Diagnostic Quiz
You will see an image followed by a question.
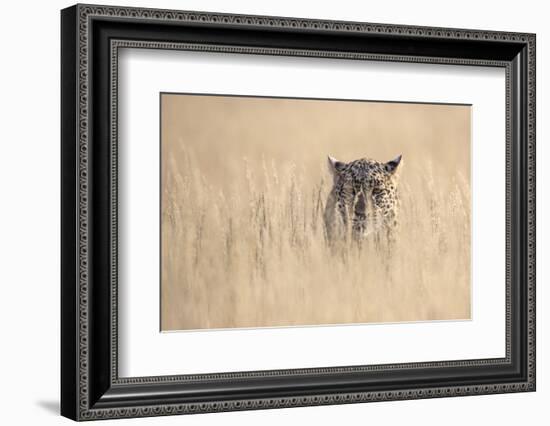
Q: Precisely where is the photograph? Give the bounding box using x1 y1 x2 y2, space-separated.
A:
58 3 536 420
160 93 472 331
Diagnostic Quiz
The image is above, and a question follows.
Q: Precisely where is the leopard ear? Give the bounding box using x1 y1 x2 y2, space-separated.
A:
385 154 402 174
327 156 345 175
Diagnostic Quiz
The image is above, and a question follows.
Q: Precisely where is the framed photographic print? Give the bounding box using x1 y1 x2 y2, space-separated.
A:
61 4 536 421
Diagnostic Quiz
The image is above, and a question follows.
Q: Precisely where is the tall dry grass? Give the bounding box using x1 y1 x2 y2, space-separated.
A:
161 150 470 331
160 95 471 331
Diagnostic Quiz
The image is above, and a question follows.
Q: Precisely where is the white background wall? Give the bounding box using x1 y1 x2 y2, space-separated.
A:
0 0 546 424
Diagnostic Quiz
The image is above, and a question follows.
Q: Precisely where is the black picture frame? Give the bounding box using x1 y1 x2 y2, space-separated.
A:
61 3 536 421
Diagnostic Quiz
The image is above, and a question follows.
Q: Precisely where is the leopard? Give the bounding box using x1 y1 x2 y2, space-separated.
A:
323 154 403 244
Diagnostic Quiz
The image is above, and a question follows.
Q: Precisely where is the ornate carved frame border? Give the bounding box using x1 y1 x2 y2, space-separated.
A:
61 3 536 421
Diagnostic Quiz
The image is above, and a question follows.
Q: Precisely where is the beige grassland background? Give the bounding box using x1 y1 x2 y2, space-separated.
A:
161 94 471 331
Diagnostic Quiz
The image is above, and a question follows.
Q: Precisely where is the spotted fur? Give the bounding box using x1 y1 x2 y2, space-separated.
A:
324 154 403 242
